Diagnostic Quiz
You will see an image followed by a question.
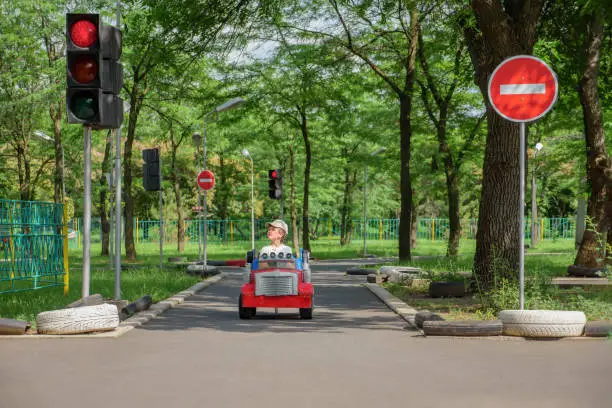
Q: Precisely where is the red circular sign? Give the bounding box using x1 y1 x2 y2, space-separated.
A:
488 55 558 122
197 170 215 190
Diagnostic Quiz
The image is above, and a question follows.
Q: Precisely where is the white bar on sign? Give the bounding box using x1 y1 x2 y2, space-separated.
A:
500 83 545 95
199 178 213 183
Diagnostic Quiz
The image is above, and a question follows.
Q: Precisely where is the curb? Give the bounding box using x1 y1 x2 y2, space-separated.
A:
362 283 608 341
0 274 225 340
362 283 421 333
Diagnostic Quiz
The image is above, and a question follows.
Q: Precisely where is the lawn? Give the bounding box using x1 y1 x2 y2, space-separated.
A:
0 237 588 326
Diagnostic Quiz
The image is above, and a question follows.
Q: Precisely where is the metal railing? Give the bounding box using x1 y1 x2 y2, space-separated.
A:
0 199 68 294
68 216 578 246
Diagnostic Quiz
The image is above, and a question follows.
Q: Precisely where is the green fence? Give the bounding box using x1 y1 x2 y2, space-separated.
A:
0 199 67 294
69 216 578 246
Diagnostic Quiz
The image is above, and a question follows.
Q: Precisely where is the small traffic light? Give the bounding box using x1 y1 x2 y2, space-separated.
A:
66 13 123 129
143 148 161 191
268 169 282 199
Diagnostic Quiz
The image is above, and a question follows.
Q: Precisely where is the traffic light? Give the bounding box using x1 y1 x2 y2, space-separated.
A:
268 169 282 199
66 13 123 129
143 148 161 191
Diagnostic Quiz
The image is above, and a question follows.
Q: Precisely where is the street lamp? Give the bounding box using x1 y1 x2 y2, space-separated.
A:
33 130 65 202
531 142 543 248
363 147 386 257
198 97 245 268
241 149 255 252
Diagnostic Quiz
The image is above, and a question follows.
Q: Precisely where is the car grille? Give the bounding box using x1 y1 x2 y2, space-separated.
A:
255 271 298 296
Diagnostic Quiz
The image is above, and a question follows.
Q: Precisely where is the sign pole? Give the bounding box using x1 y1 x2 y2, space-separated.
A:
519 122 525 310
203 120 207 270
159 152 163 273
488 55 558 312
82 126 92 298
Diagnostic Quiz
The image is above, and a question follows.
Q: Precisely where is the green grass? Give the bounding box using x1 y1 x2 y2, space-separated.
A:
0 237 581 326
383 281 612 322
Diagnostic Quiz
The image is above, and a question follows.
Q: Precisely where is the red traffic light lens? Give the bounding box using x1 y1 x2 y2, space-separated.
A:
270 170 278 179
70 20 97 48
70 56 98 84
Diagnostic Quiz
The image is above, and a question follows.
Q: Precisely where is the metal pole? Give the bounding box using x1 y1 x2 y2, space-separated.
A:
363 163 367 257
531 155 537 249
519 122 525 310
61 145 66 201
83 126 92 298
114 0 122 300
203 119 207 269
251 158 255 252
159 153 163 273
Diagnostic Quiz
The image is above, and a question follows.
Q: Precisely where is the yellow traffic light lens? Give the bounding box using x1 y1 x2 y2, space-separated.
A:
70 56 98 84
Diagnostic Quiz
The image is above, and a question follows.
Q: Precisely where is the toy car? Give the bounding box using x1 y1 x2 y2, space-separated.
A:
239 248 313 319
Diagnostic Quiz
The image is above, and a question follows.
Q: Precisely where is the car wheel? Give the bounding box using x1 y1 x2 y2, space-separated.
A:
238 295 253 319
36 304 119 335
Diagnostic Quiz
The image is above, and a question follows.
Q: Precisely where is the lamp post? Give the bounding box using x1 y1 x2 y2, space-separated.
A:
363 147 386 257
199 97 245 266
241 149 255 252
33 130 65 202
531 142 543 248
192 132 203 261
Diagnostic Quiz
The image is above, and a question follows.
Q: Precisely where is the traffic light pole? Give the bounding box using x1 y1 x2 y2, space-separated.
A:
114 1 122 300
83 126 92 297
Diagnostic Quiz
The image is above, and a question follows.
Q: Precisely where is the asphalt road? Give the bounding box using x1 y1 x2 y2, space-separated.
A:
0 261 610 408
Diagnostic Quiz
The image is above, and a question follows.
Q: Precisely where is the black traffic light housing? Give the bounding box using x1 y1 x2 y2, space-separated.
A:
268 169 282 199
66 13 123 129
143 148 161 191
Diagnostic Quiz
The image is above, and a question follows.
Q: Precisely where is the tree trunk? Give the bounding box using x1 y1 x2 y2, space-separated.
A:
399 94 414 259
99 132 111 256
124 79 147 261
300 108 311 252
340 154 351 246
170 127 185 253
410 200 417 249
446 171 461 257
49 103 63 204
463 0 545 290
289 145 300 253
574 9 609 268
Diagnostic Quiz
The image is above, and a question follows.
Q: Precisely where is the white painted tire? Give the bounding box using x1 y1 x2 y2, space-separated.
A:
36 303 120 335
498 310 586 338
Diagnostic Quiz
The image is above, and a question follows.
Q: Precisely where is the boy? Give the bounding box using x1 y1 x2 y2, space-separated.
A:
259 219 293 259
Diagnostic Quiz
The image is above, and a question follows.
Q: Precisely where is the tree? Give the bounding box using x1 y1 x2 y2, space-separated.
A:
460 0 547 289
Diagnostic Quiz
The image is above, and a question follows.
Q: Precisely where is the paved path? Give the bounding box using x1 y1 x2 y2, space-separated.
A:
0 262 610 408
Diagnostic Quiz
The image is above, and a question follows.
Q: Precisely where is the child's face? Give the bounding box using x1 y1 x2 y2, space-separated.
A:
267 226 285 241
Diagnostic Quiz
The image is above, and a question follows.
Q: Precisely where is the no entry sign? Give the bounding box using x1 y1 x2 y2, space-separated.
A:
197 170 215 191
488 55 558 122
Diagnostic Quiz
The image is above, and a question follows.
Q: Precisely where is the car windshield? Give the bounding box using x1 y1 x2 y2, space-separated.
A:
257 259 297 270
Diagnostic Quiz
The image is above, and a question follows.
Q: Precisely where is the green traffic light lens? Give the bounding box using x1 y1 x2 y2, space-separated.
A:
70 92 97 120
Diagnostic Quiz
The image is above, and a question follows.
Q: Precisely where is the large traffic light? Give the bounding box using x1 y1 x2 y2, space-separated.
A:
268 169 282 199
143 148 161 191
66 13 123 129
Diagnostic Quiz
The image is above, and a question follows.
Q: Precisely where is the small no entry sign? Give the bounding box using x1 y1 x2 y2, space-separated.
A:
488 55 558 122
197 170 215 191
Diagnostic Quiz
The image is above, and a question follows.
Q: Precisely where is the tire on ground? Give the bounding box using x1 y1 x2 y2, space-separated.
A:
428 281 465 298
567 265 604 277
346 267 377 276
422 320 503 336
414 310 444 329
583 321 612 337
498 310 587 337
36 303 120 335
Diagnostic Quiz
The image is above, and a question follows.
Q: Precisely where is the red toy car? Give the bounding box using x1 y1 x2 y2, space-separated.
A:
239 249 314 319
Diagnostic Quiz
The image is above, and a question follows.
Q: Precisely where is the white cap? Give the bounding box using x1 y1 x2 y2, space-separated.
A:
265 219 288 235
